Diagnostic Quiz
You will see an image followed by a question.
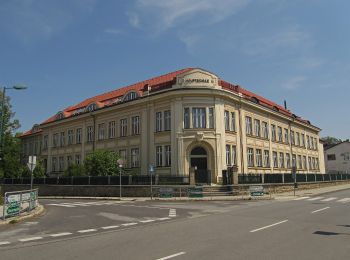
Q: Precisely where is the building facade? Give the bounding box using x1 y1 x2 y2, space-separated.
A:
324 141 350 174
21 68 325 183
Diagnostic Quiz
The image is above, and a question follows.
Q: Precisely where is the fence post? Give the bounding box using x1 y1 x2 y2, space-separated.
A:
282 174 285 183
306 173 308 183
155 174 159 185
88 176 91 185
261 174 264 184
128 175 132 185
108 175 111 185
71 176 74 185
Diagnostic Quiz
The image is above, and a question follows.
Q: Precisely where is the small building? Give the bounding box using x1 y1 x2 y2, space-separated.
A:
324 141 350 173
20 68 325 183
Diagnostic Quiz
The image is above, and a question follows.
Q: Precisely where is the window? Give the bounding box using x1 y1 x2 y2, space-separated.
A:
307 135 310 149
68 130 74 145
52 157 57 172
184 108 190 129
303 156 307 169
192 108 206 128
232 146 237 166
284 129 289 144
164 111 171 131
256 149 262 167
254 119 261 137
43 135 48 150
246 116 252 135
279 152 285 168
286 153 291 168
59 156 64 171
273 151 278 168
315 158 319 169
308 156 312 170
98 123 105 140
156 112 162 132
277 126 283 142
296 132 300 146
76 128 82 144
271 124 276 141
67 155 73 167
327 154 336 160
123 91 138 101
224 111 230 131
131 148 140 167
292 154 297 168
262 122 269 139
301 134 305 147
108 121 116 138
298 155 302 169
290 131 295 145
87 126 94 142
131 116 140 135
60 132 65 147
75 154 81 165
53 133 59 148
310 137 314 150
312 158 316 170
209 108 214 129
231 112 236 131
165 145 171 166
263 150 270 167
119 150 127 166
156 146 163 167
226 145 231 165
247 148 254 167
120 118 127 137
86 103 97 112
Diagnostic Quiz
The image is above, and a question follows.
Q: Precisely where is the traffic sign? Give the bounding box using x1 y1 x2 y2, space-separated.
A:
149 164 155 173
27 155 37 172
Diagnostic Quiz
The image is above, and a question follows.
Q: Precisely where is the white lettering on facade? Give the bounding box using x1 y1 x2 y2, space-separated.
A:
184 78 210 84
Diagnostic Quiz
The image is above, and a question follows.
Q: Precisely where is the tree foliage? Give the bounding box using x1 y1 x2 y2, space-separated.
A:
64 164 86 177
321 136 343 147
84 150 120 176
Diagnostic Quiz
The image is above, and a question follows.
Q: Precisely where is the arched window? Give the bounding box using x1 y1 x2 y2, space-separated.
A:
56 112 65 120
123 91 139 102
86 103 97 112
191 147 207 156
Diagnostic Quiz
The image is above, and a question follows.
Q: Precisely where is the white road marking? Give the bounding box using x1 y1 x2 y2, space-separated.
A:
77 229 97 233
307 197 324 201
293 196 310 201
101 225 120 230
47 203 76 208
321 197 337 202
156 252 186 260
311 207 330 214
19 237 43 242
337 198 350 203
50 232 73 237
140 219 156 223
121 223 138 226
169 209 177 217
157 217 171 221
0 241 11 246
250 220 288 233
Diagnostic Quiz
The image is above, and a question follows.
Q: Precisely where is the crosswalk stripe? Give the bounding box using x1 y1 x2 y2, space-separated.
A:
337 198 350 203
47 203 76 207
19 237 43 242
307 197 324 201
121 223 138 226
321 197 337 202
140 219 156 223
293 196 310 201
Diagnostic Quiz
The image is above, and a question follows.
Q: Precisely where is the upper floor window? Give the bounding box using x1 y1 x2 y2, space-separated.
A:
60 132 65 147
86 103 97 112
277 126 283 142
120 119 128 137
164 111 171 131
132 116 140 135
292 154 297 168
303 156 307 169
296 132 300 146
286 153 291 168
68 129 74 145
254 119 261 137
263 150 270 167
209 108 214 129
156 112 162 132
247 148 254 167
165 145 171 167
224 111 230 131
271 124 276 141
76 128 82 144
192 108 206 128
307 135 310 149
230 112 236 132
284 128 289 144
273 151 278 168
131 148 140 167
290 131 295 145
226 145 231 165
279 152 285 168
246 116 252 135
298 155 302 169
98 123 105 140
108 121 116 138
184 108 190 129
43 135 48 150
256 149 262 167
156 146 163 167
301 134 305 147
87 126 94 142
262 121 269 139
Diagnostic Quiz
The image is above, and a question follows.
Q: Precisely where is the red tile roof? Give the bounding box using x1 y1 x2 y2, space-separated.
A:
21 68 314 137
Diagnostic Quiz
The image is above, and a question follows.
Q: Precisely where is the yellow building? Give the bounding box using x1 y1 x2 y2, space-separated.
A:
21 68 325 183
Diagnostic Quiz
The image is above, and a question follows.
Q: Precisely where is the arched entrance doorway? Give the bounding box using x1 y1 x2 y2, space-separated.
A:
190 147 211 184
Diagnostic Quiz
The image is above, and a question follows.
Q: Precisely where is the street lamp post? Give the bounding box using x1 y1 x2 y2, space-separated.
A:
0 85 27 159
117 159 124 201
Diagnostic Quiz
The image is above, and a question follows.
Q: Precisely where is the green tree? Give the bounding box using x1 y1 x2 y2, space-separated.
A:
321 136 342 146
64 164 86 177
33 160 45 178
84 150 119 176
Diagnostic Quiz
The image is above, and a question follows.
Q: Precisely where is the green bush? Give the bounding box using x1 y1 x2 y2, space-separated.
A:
64 164 86 177
84 150 120 176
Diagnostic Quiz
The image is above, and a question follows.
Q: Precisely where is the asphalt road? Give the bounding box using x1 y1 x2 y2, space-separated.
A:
1 189 350 260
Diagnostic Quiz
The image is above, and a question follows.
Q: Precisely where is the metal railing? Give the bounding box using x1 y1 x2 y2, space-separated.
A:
2 189 38 220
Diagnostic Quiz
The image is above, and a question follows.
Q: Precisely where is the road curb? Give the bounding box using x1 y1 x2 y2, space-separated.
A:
0 204 45 225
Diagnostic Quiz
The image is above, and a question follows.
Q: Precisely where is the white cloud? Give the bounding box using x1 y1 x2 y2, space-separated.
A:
130 0 250 31
127 12 140 28
0 0 96 43
104 28 123 35
282 76 307 90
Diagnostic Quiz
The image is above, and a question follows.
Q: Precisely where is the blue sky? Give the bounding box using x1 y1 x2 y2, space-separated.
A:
0 0 349 139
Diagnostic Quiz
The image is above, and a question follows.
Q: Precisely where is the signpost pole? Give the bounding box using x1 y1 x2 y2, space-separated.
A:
117 159 124 201
28 155 37 191
149 164 154 200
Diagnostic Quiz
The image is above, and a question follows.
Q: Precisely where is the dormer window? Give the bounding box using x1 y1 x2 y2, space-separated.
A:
56 112 65 120
123 91 138 102
86 103 97 112
251 97 259 104
272 106 279 112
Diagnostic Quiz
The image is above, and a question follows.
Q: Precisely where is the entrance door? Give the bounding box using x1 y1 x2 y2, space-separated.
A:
190 147 210 184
